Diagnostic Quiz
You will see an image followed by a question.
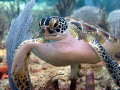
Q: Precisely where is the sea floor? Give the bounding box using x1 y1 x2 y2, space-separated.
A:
0 48 120 90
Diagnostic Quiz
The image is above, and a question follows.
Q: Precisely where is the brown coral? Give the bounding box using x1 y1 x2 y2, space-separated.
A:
56 0 76 17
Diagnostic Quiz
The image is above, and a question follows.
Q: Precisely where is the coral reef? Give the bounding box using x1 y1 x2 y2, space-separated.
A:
102 0 120 13
71 6 101 25
86 71 95 90
0 44 6 49
9 0 23 19
2 0 120 90
107 10 120 60
56 0 76 17
108 10 120 39
0 16 8 44
0 65 8 79
0 57 3 63
6 0 35 89
0 23 5 44
98 7 109 32
71 5 109 31
1 52 120 89
84 0 120 13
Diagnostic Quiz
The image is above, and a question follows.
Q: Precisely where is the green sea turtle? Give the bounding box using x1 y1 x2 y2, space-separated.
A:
11 16 120 90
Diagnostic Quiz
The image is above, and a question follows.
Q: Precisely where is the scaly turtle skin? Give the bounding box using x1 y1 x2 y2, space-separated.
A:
11 16 120 90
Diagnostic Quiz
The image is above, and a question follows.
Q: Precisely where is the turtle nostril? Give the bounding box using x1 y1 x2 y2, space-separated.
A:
41 29 45 33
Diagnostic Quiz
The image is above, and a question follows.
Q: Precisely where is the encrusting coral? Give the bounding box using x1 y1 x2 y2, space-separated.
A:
0 65 8 79
86 71 95 90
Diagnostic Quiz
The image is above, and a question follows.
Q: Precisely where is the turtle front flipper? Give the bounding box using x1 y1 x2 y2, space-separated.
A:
11 49 32 90
11 38 44 90
89 39 120 87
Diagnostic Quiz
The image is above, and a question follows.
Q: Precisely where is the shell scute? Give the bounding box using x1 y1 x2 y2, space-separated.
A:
65 17 119 43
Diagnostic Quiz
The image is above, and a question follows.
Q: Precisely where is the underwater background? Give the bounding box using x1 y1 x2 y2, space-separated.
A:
0 0 120 90
0 0 120 41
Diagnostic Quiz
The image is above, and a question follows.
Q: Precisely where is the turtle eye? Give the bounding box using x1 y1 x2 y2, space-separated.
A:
49 18 59 30
53 20 58 28
39 18 45 27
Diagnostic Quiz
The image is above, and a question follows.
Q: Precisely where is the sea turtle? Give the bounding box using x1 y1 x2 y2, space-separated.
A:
11 16 120 90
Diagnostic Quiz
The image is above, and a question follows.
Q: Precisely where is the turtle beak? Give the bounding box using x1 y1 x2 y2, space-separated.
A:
41 26 57 36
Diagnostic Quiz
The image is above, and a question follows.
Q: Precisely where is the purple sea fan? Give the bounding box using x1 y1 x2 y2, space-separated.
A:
6 0 35 90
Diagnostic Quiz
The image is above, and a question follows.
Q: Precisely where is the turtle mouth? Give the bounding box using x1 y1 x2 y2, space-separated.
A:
43 34 62 40
43 34 60 37
43 35 58 38
44 35 57 36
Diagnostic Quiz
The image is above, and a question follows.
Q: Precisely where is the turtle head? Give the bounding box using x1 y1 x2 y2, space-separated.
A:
38 16 68 40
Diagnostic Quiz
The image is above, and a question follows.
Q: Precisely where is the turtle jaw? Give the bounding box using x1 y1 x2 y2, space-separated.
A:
43 34 63 40
37 26 68 40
